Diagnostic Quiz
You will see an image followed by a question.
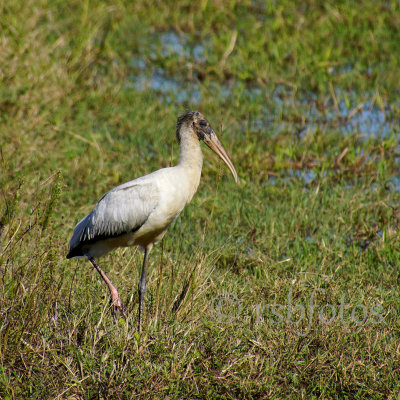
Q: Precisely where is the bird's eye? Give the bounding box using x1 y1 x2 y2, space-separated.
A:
199 120 207 127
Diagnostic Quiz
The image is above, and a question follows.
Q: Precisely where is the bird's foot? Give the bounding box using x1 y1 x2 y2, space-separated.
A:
111 296 124 321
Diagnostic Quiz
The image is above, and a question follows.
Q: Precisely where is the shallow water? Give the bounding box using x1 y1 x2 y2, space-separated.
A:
126 30 400 189
127 30 397 138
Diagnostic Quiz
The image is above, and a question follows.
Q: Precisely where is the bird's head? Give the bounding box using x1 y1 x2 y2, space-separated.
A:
176 111 238 183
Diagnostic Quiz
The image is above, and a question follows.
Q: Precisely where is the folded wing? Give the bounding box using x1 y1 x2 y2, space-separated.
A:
67 181 159 258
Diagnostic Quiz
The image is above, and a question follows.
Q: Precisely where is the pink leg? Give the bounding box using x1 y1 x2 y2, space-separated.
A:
89 257 123 318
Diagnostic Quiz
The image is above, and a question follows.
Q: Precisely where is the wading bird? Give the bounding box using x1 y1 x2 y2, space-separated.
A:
67 111 238 331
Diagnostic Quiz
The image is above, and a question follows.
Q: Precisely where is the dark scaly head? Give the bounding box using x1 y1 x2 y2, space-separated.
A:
176 111 238 183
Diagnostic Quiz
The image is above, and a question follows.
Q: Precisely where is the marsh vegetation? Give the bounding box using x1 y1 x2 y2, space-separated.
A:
1 1 400 398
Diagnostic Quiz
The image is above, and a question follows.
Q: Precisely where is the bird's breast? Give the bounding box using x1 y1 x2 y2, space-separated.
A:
131 167 200 247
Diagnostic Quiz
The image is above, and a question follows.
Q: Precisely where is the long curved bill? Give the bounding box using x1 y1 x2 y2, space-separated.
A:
204 130 238 183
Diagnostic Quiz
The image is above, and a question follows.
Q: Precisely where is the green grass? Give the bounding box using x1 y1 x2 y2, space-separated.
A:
1 0 400 398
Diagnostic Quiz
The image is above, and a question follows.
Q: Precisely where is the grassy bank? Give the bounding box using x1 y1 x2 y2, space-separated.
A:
1 0 400 398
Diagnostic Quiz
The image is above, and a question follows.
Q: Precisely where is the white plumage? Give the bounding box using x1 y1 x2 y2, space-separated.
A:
67 111 238 331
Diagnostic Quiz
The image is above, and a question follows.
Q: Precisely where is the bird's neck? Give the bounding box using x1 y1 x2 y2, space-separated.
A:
177 132 203 172
176 131 203 199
